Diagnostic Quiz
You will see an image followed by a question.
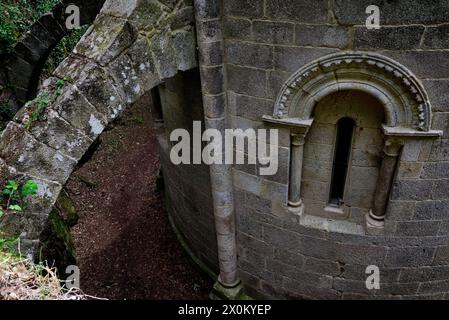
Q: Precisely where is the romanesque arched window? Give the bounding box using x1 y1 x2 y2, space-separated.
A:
263 52 442 233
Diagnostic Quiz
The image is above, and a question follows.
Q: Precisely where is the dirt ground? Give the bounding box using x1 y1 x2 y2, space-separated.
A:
65 95 213 300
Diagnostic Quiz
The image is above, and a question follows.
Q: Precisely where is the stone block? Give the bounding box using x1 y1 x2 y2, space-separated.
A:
227 65 268 98
431 112 449 139
223 0 264 19
28 110 93 161
77 65 128 120
263 224 301 252
74 14 137 66
226 40 274 69
200 66 225 95
53 85 107 140
387 200 415 221
274 46 338 72
172 28 197 71
385 247 435 267
253 21 294 45
354 26 424 50
397 162 423 179
384 51 449 79
266 0 329 23
199 41 223 66
127 36 163 91
296 25 350 48
395 221 441 237
433 246 449 265
303 257 341 276
423 80 449 112
0 123 76 183
423 25 449 49
433 179 449 200
223 17 252 40
335 0 449 25
336 243 386 265
232 94 273 121
274 248 305 268
429 140 449 162
149 31 178 79
391 180 434 201
283 278 341 300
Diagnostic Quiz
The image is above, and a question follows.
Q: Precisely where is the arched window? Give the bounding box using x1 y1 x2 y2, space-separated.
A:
328 117 355 207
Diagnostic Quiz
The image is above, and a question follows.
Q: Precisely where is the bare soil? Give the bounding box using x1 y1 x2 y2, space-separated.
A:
65 96 212 300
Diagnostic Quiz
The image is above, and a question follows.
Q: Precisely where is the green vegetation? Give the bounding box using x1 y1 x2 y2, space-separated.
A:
0 179 38 218
0 0 59 55
23 78 65 130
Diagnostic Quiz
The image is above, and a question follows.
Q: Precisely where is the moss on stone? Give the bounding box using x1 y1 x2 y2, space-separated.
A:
38 192 78 278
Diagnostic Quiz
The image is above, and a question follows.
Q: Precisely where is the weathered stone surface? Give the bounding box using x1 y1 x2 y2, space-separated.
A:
384 51 449 79
392 180 434 201
274 46 337 72
53 85 107 140
0 123 76 183
149 31 178 79
74 14 137 66
227 65 267 98
423 25 449 49
385 247 436 267
28 110 93 161
423 80 449 112
296 25 349 48
266 0 329 23
171 28 197 71
76 65 127 120
226 40 274 69
335 0 449 25
253 21 294 45
354 26 424 50
223 17 252 40
223 0 264 18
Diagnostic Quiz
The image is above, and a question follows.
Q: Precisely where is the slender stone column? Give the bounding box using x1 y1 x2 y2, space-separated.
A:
367 139 402 228
193 0 242 298
288 133 306 215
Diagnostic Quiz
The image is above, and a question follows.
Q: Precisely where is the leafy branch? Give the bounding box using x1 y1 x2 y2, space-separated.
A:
0 179 38 219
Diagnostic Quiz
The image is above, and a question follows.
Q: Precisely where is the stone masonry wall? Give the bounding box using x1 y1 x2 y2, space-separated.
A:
0 0 199 259
224 0 449 299
157 69 219 273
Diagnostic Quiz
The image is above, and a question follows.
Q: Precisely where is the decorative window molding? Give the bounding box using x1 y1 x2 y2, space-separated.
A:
266 51 439 132
263 51 442 233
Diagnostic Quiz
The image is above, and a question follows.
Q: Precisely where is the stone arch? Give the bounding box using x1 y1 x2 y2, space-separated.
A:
0 0 197 256
264 51 442 232
4 0 105 104
272 51 432 132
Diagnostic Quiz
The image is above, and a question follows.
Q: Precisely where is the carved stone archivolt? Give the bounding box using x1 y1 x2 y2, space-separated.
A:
271 51 433 132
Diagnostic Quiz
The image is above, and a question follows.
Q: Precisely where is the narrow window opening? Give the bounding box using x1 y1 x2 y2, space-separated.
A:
328 117 355 207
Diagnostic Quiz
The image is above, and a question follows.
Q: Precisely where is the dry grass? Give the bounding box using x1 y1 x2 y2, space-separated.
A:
0 238 95 300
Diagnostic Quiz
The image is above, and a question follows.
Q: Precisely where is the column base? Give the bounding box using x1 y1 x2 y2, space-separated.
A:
365 210 385 235
288 200 304 216
209 280 249 300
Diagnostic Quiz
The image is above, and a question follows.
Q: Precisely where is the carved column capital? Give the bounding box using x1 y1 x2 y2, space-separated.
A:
383 139 403 157
291 133 306 147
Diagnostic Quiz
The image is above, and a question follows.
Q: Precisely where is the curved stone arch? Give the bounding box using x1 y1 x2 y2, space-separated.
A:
0 0 198 256
4 0 105 104
272 51 432 131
